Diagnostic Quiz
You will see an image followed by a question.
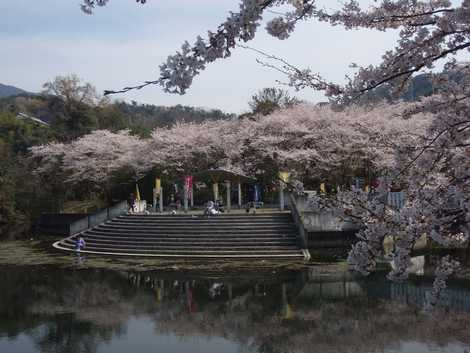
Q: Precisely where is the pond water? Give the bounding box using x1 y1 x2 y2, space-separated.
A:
1 263 470 353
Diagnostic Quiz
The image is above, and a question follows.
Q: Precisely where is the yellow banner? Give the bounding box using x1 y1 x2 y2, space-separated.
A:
279 171 290 183
155 178 161 194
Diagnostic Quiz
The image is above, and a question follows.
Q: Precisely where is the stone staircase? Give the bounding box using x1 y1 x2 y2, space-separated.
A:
53 212 308 260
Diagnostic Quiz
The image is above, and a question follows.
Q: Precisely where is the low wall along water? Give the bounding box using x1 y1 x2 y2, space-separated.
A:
39 201 128 236
291 191 407 249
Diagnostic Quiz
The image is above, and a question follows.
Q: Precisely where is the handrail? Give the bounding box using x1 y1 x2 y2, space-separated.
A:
288 193 308 249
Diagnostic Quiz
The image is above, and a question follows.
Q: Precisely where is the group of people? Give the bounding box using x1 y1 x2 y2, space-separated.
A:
126 191 260 216
200 199 262 216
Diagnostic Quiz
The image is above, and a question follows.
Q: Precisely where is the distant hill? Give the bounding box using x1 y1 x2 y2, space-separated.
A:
366 68 468 103
115 101 235 129
0 83 30 98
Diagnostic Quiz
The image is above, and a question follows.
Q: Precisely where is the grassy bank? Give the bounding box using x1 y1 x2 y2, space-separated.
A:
0 239 349 274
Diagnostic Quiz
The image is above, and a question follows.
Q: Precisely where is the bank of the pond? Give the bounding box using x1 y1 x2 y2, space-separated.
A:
0 240 349 273
3 240 469 282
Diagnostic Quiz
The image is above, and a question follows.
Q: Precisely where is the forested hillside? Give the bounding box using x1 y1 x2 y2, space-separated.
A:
0 94 234 140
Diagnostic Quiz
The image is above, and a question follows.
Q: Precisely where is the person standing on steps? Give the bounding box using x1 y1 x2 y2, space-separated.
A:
127 193 136 213
75 236 86 252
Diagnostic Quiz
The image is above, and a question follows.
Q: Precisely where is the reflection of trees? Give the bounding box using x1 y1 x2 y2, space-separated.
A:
30 315 103 353
130 272 470 353
0 267 158 353
162 297 470 353
2 267 470 353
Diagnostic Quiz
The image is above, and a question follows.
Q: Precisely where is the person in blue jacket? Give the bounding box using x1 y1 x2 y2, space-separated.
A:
75 236 86 252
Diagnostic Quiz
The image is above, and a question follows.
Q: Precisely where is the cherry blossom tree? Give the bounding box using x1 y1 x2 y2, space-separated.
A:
144 119 244 176
31 130 149 187
236 102 431 183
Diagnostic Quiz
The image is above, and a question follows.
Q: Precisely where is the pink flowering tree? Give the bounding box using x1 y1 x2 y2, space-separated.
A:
31 130 149 198
235 102 430 185
145 119 244 177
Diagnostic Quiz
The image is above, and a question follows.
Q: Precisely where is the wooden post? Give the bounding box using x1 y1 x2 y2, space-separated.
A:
238 181 242 208
226 180 231 212
159 188 163 213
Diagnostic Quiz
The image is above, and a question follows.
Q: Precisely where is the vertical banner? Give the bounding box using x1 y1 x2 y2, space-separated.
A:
135 183 141 201
155 178 161 195
213 183 219 201
279 171 290 183
254 184 261 203
184 176 193 197
278 171 289 211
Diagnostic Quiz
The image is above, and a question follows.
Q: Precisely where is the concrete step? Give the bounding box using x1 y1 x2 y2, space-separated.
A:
85 233 297 241
77 241 298 251
103 221 295 230
83 235 297 244
118 215 293 221
88 232 298 240
58 242 304 256
95 226 297 235
81 235 297 245
112 219 294 226
63 239 299 251
121 212 291 217
87 228 297 236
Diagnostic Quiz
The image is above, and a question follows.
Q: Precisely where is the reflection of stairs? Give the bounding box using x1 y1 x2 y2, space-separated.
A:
53 213 307 259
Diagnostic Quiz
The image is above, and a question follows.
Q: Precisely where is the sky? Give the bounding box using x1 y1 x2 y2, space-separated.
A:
0 0 401 113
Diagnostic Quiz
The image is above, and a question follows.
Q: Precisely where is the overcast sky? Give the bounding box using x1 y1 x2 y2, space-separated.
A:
1 0 401 113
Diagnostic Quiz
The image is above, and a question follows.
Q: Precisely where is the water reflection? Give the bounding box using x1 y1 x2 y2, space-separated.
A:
0 266 470 353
